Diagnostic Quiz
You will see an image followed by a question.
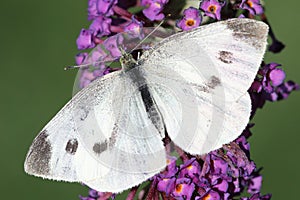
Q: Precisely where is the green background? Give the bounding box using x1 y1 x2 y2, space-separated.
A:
0 0 299 199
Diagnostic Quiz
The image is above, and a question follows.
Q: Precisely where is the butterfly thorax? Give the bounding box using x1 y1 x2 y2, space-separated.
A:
120 52 138 71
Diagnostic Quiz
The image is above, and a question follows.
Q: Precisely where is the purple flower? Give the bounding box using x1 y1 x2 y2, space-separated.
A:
240 0 264 15
179 158 201 178
269 68 286 87
88 0 117 20
89 16 112 37
78 64 108 88
177 7 202 31
198 190 221 200
252 63 285 93
213 179 228 193
75 48 110 89
248 176 262 194
249 62 299 102
275 81 300 101
103 35 123 58
171 178 195 200
165 156 178 176
88 45 108 64
79 189 111 200
199 0 225 20
241 193 272 200
124 16 144 38
238 14 246 18
75 53 89 65
141 0 169 21
76 29 95 50
209 154 229 176
157 177 176 195
236 136 250 152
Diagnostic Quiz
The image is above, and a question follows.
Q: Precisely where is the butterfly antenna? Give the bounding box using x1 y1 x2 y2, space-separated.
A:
64 62 102 70
130 14 171 53
119 46 127 55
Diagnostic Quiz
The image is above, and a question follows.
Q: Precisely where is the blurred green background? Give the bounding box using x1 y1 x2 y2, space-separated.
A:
0 0 299 199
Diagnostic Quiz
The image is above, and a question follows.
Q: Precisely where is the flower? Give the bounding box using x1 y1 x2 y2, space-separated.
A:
241 193 272 200
153 135 264 199
179 158 201 181
172 178 195 199
250 62 299 102
141 0 169 21
157 177 176 195
124 16 144 38
248 175 263 194
79 189 112 200
103 35 123 58
199 0 225 20
75 50 110 89
177 7 202 31
88 0 117 20
76 29 95 50
75 52 89 65
198 190 221 200
240 0 264 16
89 16 112 38
275 80 299 101
78 64 110 89
253 63 284 92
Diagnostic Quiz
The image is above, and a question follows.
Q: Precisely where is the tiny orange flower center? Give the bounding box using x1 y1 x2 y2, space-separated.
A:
186 19 195 26
203 194 212 200
187 164 193 170
175 184 183 193
246 0 253 7
208 5 217 13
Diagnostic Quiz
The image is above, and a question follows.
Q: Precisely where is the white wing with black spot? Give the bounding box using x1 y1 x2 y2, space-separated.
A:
24 70 166 193
140 18 268 154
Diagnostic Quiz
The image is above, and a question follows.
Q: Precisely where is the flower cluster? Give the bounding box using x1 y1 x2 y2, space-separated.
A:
74 0 298 199
250 62 299 115
155 134 265 200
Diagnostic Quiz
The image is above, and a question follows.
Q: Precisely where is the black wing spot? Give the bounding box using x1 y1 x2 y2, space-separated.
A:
65 138 78 155
218 51 233 64
226 19 268 50
93 140 108 154
207 76 221 89
25 130 52 175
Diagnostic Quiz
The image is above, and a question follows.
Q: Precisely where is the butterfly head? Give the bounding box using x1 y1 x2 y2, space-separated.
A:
119 48 138 71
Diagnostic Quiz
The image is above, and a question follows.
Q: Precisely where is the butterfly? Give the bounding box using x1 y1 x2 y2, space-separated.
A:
24 18 268 193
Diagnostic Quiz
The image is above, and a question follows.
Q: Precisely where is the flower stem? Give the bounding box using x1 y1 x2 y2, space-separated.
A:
126 186 138 200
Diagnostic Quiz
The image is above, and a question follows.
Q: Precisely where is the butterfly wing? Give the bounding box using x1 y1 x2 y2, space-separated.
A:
139 18 268 154
24 70 166 192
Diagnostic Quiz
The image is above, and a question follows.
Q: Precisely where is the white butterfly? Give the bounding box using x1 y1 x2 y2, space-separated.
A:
24 18 268 193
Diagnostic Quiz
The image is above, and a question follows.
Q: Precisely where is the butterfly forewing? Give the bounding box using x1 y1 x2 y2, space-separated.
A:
140 18 268 154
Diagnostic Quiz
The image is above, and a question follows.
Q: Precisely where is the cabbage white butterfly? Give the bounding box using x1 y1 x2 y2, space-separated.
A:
24 18 268 192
